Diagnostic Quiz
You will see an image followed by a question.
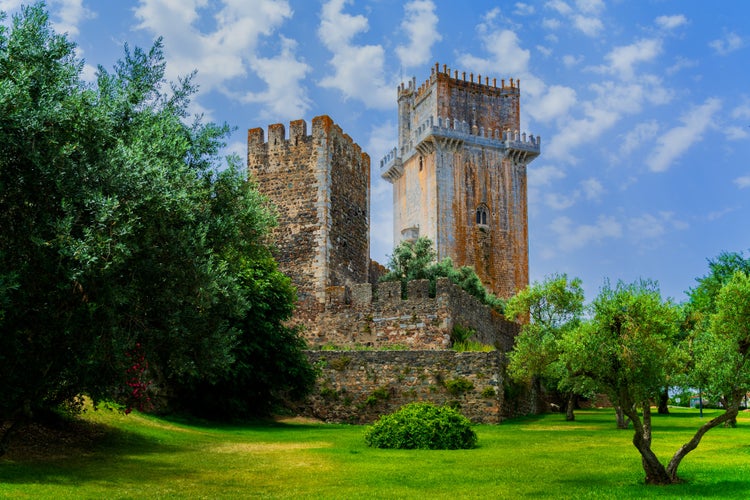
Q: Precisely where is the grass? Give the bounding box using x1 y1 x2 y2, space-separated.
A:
1 407 750 498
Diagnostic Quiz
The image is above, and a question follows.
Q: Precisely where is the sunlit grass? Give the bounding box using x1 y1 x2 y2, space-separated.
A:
1 407 749 498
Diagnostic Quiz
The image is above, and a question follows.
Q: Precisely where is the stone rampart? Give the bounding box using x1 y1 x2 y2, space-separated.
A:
299 350 532 424
298 277 519 350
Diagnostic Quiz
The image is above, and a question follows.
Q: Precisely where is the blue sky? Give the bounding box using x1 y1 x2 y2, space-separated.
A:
5 0 749 303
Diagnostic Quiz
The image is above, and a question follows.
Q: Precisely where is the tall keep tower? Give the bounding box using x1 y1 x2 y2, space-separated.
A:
248 116 370 313
380 63 540 298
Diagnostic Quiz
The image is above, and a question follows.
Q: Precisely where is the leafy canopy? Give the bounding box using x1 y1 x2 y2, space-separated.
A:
0 3 312 446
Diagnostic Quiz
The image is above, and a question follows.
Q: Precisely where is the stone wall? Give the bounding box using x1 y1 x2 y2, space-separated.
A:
247 116 370 307
299 350 533 424
300 277 519 351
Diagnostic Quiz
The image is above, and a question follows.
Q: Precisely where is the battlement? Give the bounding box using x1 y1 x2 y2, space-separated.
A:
398 62 520 102
380 113 540 178
298 277 519 351
247 115 366 162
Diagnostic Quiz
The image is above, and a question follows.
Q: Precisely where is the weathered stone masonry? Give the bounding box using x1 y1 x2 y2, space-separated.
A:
303 277 519 351
381 63 540 299
247 64 540 423
248 116 370 309
300 350 533 424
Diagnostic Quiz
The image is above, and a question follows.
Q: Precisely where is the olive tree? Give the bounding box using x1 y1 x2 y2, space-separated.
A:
563 277 750 484
506 274 586 419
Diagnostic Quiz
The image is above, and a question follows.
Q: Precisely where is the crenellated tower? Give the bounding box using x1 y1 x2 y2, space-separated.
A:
380 63 540 298
248 116 370 316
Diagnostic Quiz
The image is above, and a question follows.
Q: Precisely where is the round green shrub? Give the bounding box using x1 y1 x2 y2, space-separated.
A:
364 402 478 449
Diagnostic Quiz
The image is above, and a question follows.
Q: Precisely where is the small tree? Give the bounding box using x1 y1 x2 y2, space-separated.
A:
381 237 504 311
506 274 585 419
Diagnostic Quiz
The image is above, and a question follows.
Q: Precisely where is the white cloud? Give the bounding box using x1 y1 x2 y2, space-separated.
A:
572 14 603 37
602 38 662 80
627 212 687 241
395 1 441 69
666 56 698 75
710 32 744 55
562 54 583 67
647 98 722 172
241 36 311 120
655 14 687 31
725 126 749 140
459 28 530 76
581 177 604 201
542 18 561 30
547 215 622 253
731 101 750 120
619 120 659 157
49 0 95 37
317 0 392 109
545 192 577 210
536 45 552 57
545 0 604 37
526 84 577 123
0 1 22 14
734 175 750 189
575 0 604 14
546 0 573 16
529 164 566 187
514 3 535 16
133 0 295 96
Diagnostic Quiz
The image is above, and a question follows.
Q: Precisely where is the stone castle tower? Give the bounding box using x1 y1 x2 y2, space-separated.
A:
247 115 370 314
380 63 540 298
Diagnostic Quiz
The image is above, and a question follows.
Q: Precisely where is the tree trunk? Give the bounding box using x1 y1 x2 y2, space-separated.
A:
0 418 23 457
565 392 576 421
615 406 631 429
658 386 669 415
666 399 741 481
623 403 674 485
530 375 543 415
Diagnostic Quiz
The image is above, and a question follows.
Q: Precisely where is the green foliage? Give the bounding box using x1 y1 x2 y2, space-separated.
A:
380 237 505 312
481 386 496 398
506 274 587 416
563 279 681 408
444 377 475 395
450 324 474 344
328 356 352 371
0 4 313 433
692 270 750 407
364 402 477 449
452 341 495 352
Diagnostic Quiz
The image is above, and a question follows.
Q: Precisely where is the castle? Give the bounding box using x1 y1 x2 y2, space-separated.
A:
247 64 540 421
381 63 540 298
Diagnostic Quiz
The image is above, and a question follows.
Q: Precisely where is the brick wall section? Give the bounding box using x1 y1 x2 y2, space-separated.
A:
299 350 533 424
299 277 519 350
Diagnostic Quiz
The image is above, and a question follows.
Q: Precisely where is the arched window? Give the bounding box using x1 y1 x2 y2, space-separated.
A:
476 205 489 227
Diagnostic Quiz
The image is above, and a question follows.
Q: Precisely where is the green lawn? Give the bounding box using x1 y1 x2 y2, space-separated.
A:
1 407 749 499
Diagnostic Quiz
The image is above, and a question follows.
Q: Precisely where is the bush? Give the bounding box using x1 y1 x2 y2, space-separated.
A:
364 402 477 449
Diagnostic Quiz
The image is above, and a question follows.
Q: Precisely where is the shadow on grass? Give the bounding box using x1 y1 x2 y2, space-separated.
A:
0 419 189 486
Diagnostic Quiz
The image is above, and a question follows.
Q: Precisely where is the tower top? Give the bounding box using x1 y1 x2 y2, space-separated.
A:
399 62 520 102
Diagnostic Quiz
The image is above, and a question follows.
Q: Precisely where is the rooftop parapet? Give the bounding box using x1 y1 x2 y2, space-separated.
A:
247 115 368 164
399 62 521 102
380 113 540 180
